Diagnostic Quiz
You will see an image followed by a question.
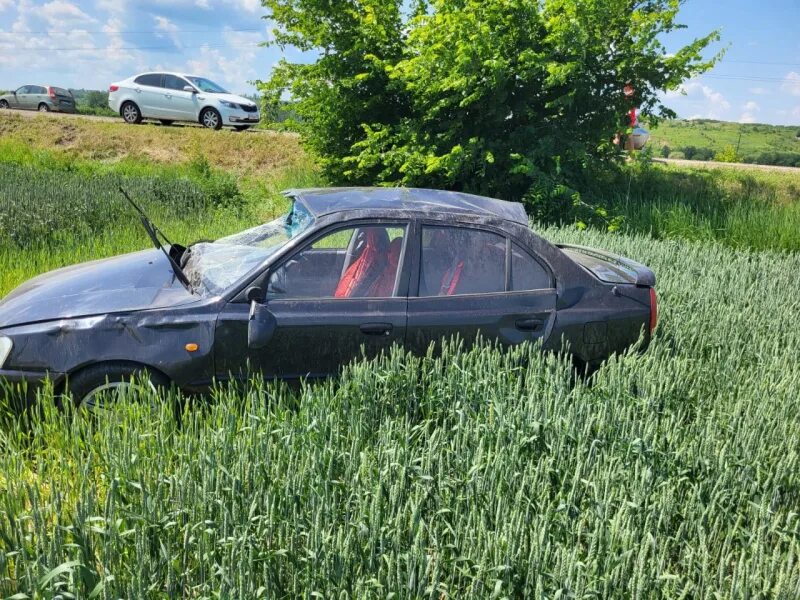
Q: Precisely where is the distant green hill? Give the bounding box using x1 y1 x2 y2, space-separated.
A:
648 119 800 166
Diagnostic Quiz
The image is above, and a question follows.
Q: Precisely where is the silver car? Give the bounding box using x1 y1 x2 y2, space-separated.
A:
0 85 76 113
108 72 260 130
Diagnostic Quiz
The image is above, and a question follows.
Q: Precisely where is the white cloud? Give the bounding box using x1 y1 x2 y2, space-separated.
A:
40 1 98 26
668 79 731 119
224 0 261 13
748 87 768 95
742 100 759 112
793 106 800 119
196 0 210 8
738 112 757 123
0 0 14 10
154 15 182 48
781 72 800 97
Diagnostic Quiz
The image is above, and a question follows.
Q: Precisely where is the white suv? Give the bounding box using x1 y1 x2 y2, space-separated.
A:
108 72 260 130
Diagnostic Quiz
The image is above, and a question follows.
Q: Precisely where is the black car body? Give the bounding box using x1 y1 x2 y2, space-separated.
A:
0 188 656 404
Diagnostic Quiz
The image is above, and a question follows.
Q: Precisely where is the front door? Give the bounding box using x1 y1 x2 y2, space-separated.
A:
12 86 30 109
214 222 410 381
406 225 557 354
162 74 199 121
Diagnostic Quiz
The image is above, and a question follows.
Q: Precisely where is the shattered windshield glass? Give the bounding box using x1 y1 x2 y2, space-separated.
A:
183 202 314 296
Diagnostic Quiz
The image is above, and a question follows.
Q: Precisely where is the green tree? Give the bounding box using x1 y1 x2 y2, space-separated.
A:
260 0 719 207
714 144 741 163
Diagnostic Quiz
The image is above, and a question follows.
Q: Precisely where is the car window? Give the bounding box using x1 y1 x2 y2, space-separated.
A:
135 74 163 87
268 224 406 299
33 86 47 94
511 243 552 291
164 74 190 91
16 86 30 94
419 226 506 296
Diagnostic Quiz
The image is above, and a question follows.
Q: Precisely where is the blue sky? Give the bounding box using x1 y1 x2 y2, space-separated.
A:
1 0 798 125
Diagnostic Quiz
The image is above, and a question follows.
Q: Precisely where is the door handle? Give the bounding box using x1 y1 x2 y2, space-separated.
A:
515 318 544 332
360 322 393 336
164 93 172 98
135 88 141 93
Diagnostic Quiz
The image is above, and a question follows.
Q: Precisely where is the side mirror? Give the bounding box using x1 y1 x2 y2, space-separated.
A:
246 287 275 349
183 86 196 93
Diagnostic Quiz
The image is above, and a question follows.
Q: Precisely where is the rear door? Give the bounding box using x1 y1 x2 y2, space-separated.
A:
214 221 411 381
30 86 48 109
406 224 557 354
133 73 168 118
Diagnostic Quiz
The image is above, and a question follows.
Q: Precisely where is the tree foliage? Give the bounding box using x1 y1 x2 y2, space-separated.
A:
260 0 720 208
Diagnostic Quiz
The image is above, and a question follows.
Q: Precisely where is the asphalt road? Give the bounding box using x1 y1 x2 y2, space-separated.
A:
0 106 273 133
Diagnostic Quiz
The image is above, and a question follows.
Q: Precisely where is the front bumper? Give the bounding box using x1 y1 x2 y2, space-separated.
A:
1 369 65 410
228 114 261 124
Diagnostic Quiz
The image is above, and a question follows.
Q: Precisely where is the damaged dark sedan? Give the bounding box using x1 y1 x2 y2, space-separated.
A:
0 188 657 406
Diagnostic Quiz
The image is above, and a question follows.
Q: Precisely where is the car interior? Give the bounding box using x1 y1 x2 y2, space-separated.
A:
268 224 521 300
268 226 406 299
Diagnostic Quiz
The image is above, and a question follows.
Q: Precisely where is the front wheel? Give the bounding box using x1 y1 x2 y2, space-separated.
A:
66 363 170 411
200 107 222 130
38 103 50 112
121 101 142 124
0 100 8 109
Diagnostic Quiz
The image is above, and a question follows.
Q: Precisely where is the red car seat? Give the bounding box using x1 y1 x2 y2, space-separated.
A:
368 237 403 297
334 228 390 298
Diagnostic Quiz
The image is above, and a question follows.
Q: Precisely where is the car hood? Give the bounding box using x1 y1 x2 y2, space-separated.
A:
0 249 198 329
212 93 258 108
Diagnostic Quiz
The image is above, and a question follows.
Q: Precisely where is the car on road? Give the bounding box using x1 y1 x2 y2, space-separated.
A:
107 72 260 130
0 188 656 407
0 85 76 113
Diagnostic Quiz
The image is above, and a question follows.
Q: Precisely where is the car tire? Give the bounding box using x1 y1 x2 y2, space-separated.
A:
66 362 170 411
160 119 174 126
234 125 250 132
0 100 8 109
38 103 50 112
200 107 222 130
121 101 142 124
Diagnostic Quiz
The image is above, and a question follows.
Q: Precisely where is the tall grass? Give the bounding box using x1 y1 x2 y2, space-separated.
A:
2 229 799 597
607 164 800 252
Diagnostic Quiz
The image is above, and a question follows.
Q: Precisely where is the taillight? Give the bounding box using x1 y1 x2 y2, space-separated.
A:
48 86 56 99
109 85 119 92
649 287 658 335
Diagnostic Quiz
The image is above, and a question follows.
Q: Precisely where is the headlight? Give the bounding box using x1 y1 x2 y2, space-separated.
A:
0 336 12 369
220 100 238 109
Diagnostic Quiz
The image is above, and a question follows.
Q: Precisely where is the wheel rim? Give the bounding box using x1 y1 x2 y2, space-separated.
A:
82 379 158 411
202 110 219 128
0 101 7 109
123 105 138 122
39 104 48 112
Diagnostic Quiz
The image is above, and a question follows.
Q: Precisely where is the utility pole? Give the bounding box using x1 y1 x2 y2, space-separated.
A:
735 126 743 158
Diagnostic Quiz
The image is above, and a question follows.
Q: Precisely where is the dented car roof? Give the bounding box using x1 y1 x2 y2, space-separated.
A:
283 187 530 225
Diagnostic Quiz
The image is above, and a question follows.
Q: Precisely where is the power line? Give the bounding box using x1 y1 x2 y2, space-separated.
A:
0 27 262 36
3 42 263 52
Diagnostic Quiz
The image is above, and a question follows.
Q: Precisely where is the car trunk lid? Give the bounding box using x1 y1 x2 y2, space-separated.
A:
556 243 656 287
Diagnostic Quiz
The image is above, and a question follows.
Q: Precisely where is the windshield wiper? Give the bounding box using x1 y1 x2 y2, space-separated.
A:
118 187 192 290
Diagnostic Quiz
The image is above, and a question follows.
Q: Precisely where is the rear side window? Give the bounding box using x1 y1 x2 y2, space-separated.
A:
31 86 47 94
163 74 190 91
52 87 71 97
419 226 506 296
511 243 552 291
135 74 163 87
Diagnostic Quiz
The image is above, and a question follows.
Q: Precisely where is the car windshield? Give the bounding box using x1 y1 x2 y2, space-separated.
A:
183 202 314 296
185 76 227 94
